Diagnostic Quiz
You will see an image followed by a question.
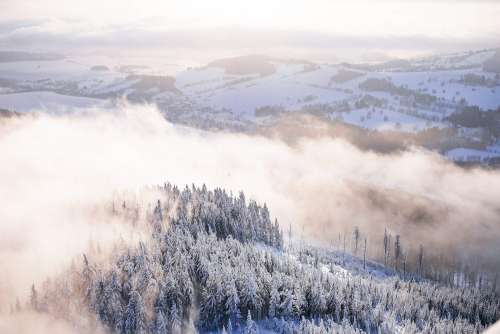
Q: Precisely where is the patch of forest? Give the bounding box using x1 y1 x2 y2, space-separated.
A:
20 184 500 333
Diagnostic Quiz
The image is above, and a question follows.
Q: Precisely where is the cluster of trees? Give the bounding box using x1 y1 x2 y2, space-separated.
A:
21 184 500 333
483 50 500 74
329 69 364 85
333 226 498 294
459 73 498 88
255 105 286 118
353 95 385 110
359 78 437 106
448 106 500 138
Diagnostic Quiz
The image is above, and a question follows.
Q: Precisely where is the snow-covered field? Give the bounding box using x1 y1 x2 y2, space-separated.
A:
174 50 499 129
2 49 499 119
0 92 107 112
446 147 500 162
339 107 444 132
446 141 500 162
1 49 499 162
388 69 499 110
0 91 107 113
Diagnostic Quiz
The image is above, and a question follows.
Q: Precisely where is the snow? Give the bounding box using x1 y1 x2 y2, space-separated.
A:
0 60 87 81
446 147 500 162
486 142 500 154
378 69 500 111
179 64 350 116
292 65 339 86
0 59 121 82
446 83 499 110
0 49 498 139
175 67 228 90
339 107 443 132
0 91 107 113
412 49 496 70
170 57 493 128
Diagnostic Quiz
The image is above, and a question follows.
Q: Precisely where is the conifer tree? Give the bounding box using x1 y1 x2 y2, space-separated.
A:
29 284 38 311
244 311 258 334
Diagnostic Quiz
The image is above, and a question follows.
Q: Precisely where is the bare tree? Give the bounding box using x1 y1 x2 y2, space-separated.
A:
383 229 389 266
343 233 346 266
403 252 407 279
353 226 360 255
30 284 38 311
363 237 367 270
394 235 401 272
418 244 424 276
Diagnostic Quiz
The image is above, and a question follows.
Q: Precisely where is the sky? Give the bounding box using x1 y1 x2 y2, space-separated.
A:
0 0 499 63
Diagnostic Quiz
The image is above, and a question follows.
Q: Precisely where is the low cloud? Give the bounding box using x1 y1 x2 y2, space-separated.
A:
1 104 500 320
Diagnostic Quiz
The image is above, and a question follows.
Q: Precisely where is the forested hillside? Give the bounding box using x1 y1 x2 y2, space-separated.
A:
23 184 500 333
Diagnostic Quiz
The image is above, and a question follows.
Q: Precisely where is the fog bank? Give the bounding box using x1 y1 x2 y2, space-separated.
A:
1 104 500 316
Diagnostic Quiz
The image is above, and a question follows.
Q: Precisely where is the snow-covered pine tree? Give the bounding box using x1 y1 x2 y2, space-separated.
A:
124 290 147 334
244 311 258 334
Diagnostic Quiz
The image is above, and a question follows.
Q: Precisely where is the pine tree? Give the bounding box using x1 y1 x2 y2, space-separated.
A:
269 281 280 319
241 272 260 318
225 280 241 325
281 289 293 318
244 311 258 334
153 310 167 334
152 199 164 237
124 290 147 334
23 183 500 334
30 284 38 311
170 302 182 334
291 285 304 317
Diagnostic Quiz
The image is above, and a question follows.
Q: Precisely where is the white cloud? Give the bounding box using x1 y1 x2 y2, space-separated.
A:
1 0 499 39
0 0 498 61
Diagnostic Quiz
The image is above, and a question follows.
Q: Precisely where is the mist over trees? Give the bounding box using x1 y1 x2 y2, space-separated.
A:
12 183 499 333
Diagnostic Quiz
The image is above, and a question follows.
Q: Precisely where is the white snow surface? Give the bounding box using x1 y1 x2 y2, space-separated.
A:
446 147 500 162
0 49 499 136
0 91 107 113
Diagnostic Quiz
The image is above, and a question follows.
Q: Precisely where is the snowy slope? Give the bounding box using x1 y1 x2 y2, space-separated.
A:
23 183 500 334
0 91 107 113
174 50 499 130
0 49 499 139
446 147 500 162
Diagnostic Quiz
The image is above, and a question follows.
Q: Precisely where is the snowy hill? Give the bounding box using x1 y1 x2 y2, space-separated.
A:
1 49 500 163
20 183 500 334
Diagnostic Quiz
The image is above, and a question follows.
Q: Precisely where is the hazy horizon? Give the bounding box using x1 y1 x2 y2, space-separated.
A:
1 0 499 65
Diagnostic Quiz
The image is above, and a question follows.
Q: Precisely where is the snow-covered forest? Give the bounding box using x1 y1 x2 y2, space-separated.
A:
20 184 500 333
2 0 500 332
